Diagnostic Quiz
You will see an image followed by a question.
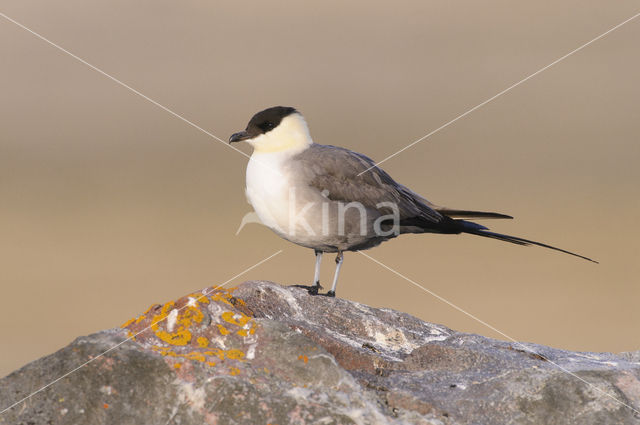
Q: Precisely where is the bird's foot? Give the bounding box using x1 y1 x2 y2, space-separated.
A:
325 290 335 298
308 282 322 295
291 282 323 296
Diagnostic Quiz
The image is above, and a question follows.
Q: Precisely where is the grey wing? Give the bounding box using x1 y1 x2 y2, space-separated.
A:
291 144 444 224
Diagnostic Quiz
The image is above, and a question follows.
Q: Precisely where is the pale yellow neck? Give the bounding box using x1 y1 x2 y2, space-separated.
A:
252 138 309 154
249 114 313 154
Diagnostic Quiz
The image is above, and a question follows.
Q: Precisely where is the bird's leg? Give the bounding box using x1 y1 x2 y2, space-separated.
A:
292 250 325 295
309 250 323 295
326 251 343 297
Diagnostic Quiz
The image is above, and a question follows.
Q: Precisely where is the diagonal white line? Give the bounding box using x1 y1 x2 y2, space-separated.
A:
0 249 283 415
358 11 640 176
0 12 251 160
358 250 640 416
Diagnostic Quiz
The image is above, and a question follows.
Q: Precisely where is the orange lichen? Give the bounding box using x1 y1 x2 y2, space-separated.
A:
298 355 309 364
126 287 257 372
226 349 245 360
148 301 210 346
150 302 175 331
120 318 135 328
221 311 250 327
143 304 158 315
103 403 109 409
210 291 234 306
188 292 211 304
205 349 225 360
180 305 204 326
154 329 191 346
185 352 206 362
153 347 179 357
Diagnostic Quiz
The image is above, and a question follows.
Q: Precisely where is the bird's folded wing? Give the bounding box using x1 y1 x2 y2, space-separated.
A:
291 144 443 224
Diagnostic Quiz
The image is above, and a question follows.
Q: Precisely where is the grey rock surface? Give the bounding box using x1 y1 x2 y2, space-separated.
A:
1 280 639 425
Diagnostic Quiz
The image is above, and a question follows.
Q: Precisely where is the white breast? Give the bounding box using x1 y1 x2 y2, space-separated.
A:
245 151 294 235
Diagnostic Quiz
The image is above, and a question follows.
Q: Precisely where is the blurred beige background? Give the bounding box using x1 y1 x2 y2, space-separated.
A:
1 1 639 378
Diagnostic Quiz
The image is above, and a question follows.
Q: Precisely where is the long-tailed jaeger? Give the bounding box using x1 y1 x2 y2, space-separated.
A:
229 106 596 297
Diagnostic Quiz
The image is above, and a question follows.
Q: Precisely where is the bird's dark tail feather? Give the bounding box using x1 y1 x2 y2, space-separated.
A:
458 221 598 263
437 209 513 220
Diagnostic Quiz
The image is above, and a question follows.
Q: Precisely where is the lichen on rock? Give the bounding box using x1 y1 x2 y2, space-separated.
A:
1 281 640 425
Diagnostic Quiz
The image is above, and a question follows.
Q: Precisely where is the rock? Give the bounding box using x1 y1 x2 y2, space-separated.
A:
1 280 639 425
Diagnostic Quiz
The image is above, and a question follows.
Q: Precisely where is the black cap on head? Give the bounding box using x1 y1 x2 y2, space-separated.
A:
229 106 298 143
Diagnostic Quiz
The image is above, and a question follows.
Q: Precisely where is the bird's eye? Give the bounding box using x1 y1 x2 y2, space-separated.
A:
259 122 274 131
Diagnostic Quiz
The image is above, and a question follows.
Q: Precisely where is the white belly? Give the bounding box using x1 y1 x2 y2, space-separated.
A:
245 152 292 235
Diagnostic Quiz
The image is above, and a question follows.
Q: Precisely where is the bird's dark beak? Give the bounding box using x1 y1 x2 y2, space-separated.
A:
229 131 251 144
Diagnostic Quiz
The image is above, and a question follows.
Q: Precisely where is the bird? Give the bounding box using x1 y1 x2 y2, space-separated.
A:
229 106 596 297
